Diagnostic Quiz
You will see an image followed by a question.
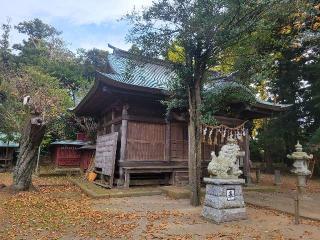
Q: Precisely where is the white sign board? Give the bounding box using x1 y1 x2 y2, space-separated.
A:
226 189 235 201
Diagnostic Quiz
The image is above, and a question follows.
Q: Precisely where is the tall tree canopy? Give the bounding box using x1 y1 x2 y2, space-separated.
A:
0 18 107 190
226 1 320 169
126 0 297 206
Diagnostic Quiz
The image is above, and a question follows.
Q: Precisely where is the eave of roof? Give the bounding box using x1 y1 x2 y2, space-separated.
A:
0 143 19 148
206 79 292 112
253 99 292 112
73 73 168 116
74 45 291 117
50 140 89 146
79 144 96 150
0 133 19 148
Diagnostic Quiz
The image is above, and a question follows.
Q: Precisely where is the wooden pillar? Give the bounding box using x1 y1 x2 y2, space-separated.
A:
165 121 172 184
165 121 171 161
111 109 115 133
188 123 191 185
103 115 107 134
119 104 129 184
244 128 251 184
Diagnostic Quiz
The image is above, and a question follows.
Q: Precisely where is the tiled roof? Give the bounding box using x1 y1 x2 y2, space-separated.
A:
206 79 292 109
0 142 19 148
100 50 177 90
255 99 292 109
50 140 89 146
0 133 19 148
89 46 291 111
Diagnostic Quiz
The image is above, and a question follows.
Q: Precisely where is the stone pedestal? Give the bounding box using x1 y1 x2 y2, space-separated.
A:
202 178 247 223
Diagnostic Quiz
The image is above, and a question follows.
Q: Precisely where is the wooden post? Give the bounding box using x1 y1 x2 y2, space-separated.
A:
35 145 41 175
256 167 261 183
244 129 251 184
103 115 107 134
111 109 115 133
165 120 173 184
124 170 130 188
294 184 301 224
119 104 129 185
165 121 171 161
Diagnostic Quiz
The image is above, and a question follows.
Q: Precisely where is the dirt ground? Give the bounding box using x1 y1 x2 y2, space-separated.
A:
253 173 320 194
1 173 320 240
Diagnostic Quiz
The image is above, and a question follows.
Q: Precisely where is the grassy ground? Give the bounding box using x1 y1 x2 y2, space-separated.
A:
1 173 320 239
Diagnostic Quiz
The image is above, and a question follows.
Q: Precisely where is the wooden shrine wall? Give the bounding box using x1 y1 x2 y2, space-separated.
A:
126 121 166 161
170 123 188 161
202 143 215 161
169 123 214 161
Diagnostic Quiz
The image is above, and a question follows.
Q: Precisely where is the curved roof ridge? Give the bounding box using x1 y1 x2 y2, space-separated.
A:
108 44 173 68
206 78 292 109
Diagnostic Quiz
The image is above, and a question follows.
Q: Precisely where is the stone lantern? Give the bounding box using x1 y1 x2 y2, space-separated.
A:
287 141 312 187
287 141 313 224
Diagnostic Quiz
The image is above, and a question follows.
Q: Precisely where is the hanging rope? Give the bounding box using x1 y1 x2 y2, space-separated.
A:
202 121 248 146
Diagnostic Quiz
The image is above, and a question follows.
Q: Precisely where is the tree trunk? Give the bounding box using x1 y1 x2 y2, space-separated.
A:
188 81 202 206
12 116 46 191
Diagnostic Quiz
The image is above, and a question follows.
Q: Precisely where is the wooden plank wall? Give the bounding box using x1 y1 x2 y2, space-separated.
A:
202 143 215 161
126 121 166 161
95 133 118 176
170 123 188 161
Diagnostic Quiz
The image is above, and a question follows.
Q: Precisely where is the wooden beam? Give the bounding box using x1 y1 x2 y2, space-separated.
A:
123 115 166 124
100 100 122 117
214 116 245 127
104 117 122 129
118 160 188 167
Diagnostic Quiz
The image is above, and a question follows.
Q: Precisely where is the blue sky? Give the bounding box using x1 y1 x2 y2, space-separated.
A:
0 0 152 52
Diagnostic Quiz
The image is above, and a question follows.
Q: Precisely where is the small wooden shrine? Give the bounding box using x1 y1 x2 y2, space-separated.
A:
74 45 290 187
0 137 18 169
50 140 85 167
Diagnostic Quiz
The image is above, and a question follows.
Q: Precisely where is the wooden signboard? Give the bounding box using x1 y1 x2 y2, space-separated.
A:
95 132 118 188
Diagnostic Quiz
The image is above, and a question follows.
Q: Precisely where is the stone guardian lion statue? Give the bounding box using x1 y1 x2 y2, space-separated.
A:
207 137 242 179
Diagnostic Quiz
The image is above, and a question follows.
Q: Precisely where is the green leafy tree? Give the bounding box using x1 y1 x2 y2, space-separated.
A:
126 0 292 206
253 2 320 167
0 20 12 68
1 66 71 190
0 19 84 190
77 48 109 80
209 1 320 170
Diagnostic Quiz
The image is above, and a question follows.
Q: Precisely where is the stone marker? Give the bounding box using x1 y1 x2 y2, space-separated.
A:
203 137 247 223
274 170 281 186
202 178 247 223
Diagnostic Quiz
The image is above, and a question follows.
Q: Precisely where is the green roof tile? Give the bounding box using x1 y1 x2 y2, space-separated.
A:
76 46 291 112
101 52 177 90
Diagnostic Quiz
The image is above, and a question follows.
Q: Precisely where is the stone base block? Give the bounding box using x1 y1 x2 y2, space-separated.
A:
206 183 243 197
204 194 245 209
202 206 247 223
202 178 247 223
